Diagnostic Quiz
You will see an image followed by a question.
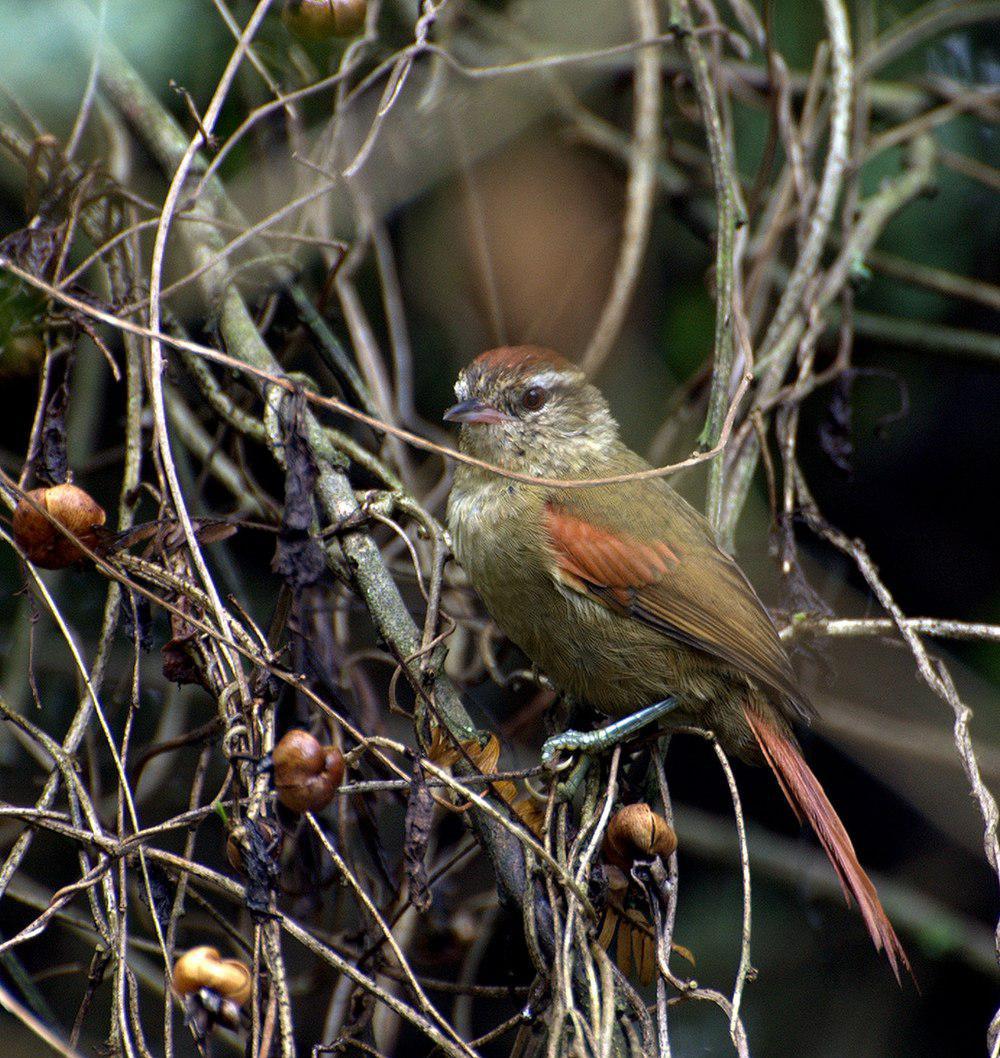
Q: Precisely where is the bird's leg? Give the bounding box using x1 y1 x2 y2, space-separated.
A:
543 698 679 800
542 697 679 767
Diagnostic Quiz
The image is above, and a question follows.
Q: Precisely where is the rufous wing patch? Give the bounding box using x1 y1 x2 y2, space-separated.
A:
543 504 679 604
543 501 806 713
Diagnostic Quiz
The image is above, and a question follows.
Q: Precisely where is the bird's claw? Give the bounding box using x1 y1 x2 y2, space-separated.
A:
541 731 600 801
542 700 681 799
540 729 592 768
542 699 681 769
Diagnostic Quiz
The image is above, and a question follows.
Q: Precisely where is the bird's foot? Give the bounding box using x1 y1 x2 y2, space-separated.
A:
541 698 679 799
541 698 679 765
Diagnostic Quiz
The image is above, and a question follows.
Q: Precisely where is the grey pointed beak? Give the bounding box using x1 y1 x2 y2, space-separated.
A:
443 398 512 425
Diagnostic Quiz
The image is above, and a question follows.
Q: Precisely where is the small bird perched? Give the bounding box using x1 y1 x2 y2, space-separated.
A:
445 345 908 980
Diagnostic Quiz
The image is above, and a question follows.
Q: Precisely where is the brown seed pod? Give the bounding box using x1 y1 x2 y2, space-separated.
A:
272 729 345 813
172 946 252 1005
603 804 677 871
282 0 366 40
12 484 106 569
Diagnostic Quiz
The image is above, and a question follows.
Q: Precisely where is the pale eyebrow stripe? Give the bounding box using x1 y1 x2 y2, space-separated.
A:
528 370 575 389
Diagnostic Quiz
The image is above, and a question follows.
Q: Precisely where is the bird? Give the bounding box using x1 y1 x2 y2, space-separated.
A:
444 344 909 980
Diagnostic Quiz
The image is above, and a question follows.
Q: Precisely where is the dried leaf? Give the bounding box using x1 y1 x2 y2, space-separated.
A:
427 723 460 768
600 899 690 985
616 913 630 973
465 733 501 772
38 380 69 485
630 921 644 983
192 520 237 546
491 779 518 805
512 794 546 837
671 941 696 968
161 635 207 688
0 225 60 277
404 761 434 913
427 727 501 773
272 397 325 591
242 818 281 920
818 372 854 477
597 909 616 950
774 512 830 617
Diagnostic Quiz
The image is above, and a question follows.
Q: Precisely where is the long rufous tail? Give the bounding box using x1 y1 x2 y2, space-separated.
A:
744 706 911 983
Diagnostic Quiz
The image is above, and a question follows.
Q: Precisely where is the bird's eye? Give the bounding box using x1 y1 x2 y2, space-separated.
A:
521 386 548 412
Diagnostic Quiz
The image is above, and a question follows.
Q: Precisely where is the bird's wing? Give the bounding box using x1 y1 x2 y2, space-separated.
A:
543 486 809 717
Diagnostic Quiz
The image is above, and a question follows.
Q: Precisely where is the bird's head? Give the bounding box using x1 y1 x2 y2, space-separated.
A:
444 346 619 474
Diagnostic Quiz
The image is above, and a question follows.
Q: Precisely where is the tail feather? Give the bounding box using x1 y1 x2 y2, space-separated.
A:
744 706 911 983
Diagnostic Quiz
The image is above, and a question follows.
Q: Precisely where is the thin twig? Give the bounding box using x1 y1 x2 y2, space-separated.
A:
579 0 662 376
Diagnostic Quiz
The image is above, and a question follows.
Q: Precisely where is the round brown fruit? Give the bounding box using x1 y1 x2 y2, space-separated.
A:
12 484 106 569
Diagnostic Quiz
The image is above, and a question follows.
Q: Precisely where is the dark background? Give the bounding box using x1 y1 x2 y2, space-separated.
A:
1 1 998 1056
